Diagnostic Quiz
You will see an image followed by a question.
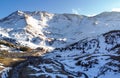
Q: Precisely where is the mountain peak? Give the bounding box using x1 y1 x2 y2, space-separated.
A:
94 11 120 18
15 10 24 15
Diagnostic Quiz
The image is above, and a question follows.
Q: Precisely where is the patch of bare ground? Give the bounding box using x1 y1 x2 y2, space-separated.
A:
0 57 25 67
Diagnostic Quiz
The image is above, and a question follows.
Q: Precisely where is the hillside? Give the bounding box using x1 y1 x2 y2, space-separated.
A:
0 11 120 78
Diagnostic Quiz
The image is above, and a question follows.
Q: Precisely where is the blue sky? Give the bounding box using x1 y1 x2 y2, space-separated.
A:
1 0 120 18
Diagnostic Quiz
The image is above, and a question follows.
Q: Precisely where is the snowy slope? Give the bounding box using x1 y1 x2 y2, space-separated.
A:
8 30 120 78
0 11 120 50
0 11 120 78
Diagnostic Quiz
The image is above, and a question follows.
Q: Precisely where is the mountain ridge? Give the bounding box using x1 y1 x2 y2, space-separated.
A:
0 11 120 50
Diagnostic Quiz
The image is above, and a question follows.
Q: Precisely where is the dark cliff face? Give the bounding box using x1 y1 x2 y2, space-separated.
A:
6 30 120 78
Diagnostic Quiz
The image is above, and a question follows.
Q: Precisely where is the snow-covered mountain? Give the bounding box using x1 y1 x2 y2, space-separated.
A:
0 11 120 78
0 11 120 50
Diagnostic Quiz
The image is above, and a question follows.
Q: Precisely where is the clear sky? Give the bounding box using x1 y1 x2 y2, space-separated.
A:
1 0 120 18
